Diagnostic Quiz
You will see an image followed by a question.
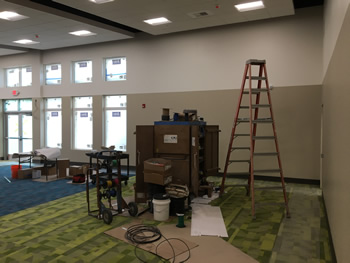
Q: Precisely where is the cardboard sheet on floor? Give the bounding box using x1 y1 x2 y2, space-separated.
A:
105 223 198 261
165 225 258 263
106 223 257 263
191 203 228 237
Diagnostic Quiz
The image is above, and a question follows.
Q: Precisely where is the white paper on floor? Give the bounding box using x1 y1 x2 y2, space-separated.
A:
191 192 219 204
191 203 228 237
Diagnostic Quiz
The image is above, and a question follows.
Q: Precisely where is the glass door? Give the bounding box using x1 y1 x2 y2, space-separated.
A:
6 113 33 157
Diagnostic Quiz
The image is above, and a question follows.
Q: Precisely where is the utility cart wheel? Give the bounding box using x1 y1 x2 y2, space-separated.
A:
103 209 113 224
128 202 138 217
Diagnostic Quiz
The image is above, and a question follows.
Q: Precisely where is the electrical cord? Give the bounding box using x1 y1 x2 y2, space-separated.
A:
125 224 191 263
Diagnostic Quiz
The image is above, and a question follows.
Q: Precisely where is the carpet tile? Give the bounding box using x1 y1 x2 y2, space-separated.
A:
0 172 336 263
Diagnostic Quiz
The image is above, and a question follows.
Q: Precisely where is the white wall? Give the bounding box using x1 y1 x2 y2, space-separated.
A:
323 0 350 76
0 51 42 98
0 6 323 169
0 6 323 100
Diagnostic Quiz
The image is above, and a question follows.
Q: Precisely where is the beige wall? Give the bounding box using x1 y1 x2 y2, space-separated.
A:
322 4 350 263
27 85 321 182
323 0 350 75
127 86 321 180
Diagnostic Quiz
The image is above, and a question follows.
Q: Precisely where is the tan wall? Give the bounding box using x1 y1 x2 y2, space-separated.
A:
322 5 350 263
127 85 321 180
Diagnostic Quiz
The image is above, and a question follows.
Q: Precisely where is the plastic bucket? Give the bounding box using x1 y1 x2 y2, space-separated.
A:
153 197 170 221
11 165 22 179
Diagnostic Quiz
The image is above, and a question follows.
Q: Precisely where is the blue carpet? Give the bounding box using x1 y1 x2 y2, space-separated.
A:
0 165 91 217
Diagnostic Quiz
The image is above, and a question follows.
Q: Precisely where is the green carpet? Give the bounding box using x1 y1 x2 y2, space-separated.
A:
0 177 335 263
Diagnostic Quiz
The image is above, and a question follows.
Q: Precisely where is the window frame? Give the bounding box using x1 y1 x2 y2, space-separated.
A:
104 56 127 82
45 63 62 85
72 96 93 150
73 60 93 84
6 66 32 88
103 95 127 151
44 97 62 148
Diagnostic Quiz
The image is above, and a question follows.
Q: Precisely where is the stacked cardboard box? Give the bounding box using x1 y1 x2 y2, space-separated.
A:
69 164 89 177
57 159 70 178
143 158 172 185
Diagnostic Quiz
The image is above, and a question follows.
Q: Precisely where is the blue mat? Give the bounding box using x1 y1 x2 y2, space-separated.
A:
0 165 91 217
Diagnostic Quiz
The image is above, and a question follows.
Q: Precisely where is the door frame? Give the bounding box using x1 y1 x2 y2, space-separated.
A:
4 112 32 159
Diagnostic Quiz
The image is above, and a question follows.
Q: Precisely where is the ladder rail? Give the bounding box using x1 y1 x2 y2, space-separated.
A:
219 63 249 196
263 65 290 217
248 64 256 218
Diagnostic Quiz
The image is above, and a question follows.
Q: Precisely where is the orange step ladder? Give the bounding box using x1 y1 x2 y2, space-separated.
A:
219 59 290 219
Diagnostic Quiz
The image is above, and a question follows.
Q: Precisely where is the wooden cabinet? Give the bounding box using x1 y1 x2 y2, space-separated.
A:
135 123 219 201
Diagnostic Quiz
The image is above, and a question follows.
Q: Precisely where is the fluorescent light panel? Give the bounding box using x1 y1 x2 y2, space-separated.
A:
0 11 28 21
144 17 171 26
89 0 114 4
235 1 265 12
13 39 39 44
69 30 96 36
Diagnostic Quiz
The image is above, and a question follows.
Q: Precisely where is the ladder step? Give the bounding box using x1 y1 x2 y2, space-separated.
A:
253 118 273 123
245 76 266 80
229 160 250 164
253 152 278 156
253 136 275 140
254 169 281 173
232 147 250 151
243 88 269 94
240 104 271 109
246 59 266 65
228 172 250 176
234 133 250 137
237 118 273 123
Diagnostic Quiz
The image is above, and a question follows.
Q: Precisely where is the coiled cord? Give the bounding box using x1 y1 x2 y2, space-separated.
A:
125 224 190 263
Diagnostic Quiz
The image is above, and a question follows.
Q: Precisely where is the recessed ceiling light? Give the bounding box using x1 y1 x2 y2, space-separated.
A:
144 17 171 26
13 39 39 45
89 0 114 3
235 1 265 12
0 11 28 21
69 30 96 36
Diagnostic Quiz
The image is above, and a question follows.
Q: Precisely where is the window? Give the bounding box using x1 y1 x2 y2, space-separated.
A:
45 64 62 85
73 60 92 83
45 98 62 148
105 57 126 81
104 95 127 151
4 99 32 112
6 66 32 87
73 96 93 150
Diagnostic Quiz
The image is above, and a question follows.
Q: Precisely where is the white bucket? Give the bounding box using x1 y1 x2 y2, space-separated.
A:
153 198 171 221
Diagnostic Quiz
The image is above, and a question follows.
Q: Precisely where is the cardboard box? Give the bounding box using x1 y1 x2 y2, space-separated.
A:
32 166 56 176
18 168 33 179
32 169 41 179
144 158 172 174
57 159 70 178
69 164 89 176
144 171 172 185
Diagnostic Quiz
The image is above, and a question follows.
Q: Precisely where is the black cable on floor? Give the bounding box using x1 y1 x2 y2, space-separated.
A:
125 224 191 263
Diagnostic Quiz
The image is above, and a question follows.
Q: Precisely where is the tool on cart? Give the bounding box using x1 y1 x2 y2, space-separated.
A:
85 150 138 224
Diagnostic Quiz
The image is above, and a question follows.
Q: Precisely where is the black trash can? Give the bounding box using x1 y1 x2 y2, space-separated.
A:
170 196 186 216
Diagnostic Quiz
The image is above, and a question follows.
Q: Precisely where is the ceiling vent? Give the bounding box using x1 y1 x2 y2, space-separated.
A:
187 10 213 19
